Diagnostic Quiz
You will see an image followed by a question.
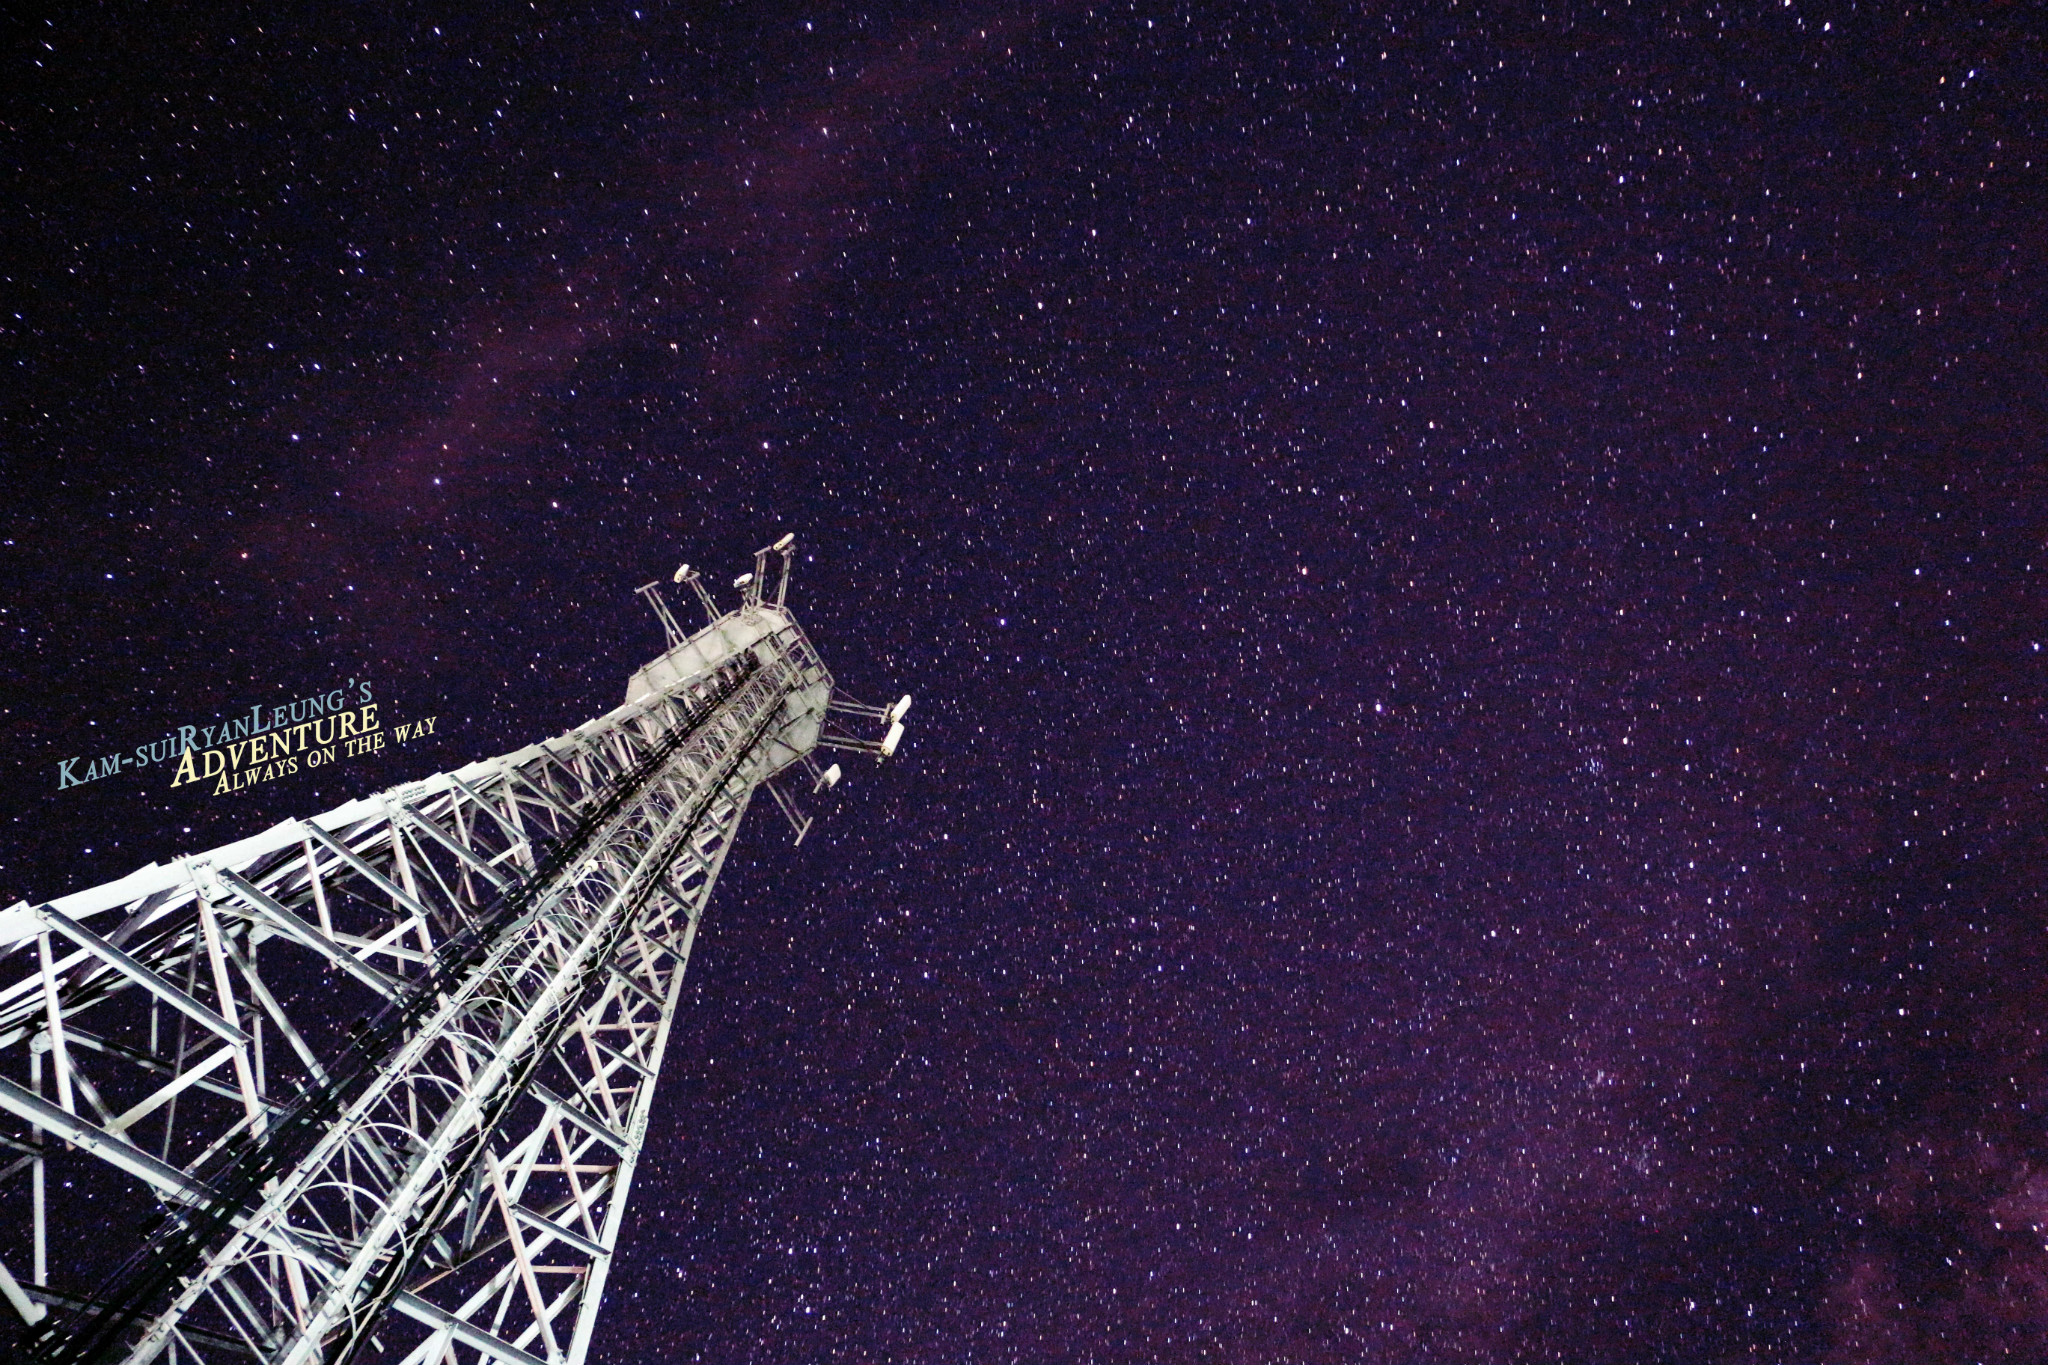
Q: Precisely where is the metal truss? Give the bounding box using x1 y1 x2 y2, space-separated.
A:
0 551 902 1365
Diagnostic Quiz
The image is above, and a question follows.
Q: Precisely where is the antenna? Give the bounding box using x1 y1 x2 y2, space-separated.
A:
768 532 797 607
673 562 721 622
798 753 842 793
818 691 914 763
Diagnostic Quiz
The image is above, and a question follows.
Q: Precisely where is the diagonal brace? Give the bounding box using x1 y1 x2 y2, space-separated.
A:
212 869 403 1002
0 1074 211 1204
34 905 247 1048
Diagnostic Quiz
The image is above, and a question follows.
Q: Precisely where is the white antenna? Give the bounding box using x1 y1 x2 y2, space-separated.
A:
818 691 914 764
673 563 721 621
767 533 797 607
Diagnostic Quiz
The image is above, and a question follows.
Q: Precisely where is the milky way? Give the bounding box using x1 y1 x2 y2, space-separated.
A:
5 3 2046 1360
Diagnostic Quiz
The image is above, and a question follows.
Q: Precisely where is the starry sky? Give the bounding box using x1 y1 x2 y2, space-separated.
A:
5 2 2047 1360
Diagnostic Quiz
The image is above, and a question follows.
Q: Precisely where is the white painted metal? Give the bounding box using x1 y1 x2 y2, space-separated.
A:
0 547 902 1365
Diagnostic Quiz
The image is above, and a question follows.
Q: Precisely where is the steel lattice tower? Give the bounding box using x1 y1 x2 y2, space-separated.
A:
0 540 909 1365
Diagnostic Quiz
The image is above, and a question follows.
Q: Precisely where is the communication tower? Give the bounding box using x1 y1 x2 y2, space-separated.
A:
0 539 908 1365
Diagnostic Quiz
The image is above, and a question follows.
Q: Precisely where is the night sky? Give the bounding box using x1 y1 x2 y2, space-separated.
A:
5 2 2047 1359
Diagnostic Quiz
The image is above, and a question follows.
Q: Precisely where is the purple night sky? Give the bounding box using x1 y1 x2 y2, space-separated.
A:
5 3 2046 1359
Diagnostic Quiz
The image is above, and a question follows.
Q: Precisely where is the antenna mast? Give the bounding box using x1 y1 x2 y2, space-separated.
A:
0 538 909 1365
